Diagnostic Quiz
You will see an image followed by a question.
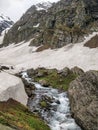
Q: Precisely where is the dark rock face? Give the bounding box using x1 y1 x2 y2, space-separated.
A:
68 70 98 130
3 0 98 48
22 78 36 97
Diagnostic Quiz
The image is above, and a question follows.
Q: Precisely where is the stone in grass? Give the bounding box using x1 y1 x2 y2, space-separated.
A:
39 79 50 87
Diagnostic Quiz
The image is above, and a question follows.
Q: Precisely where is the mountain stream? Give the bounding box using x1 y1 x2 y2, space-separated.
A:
22 72 81 130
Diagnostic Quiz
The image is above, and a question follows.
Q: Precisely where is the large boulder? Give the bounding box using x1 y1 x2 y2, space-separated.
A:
39 79 50 87
68 70 98 130
0 72 28 105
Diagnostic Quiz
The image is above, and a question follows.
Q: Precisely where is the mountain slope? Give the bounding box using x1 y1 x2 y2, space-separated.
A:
3 0 98 48
0 14 14 35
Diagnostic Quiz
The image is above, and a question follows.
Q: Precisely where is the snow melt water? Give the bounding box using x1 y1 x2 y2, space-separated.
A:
22 72 81 130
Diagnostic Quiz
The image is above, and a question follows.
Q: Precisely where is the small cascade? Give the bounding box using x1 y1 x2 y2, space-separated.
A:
22 72 81 130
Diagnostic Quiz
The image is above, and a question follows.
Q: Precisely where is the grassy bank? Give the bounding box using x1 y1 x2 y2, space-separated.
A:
28 68 77 91
0 99 50 130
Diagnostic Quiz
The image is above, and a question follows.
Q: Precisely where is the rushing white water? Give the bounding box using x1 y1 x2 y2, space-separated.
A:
22 72 81 130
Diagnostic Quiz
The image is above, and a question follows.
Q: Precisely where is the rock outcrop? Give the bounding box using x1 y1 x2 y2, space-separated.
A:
68 70 98 130
3 0 98 48
71 66 84 76
84 34 98 48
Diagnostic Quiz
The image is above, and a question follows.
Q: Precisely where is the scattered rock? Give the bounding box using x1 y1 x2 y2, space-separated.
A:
68 70 98 130
0 65 9 70
0 65 14 70
58 67 70 77
71 66 84 76
39 79 50 87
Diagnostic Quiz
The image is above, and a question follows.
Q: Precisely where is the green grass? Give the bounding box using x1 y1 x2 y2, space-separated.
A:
34 68 77 91
0 99 50 130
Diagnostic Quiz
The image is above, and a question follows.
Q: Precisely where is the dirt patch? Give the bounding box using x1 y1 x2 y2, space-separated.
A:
84 35 98 48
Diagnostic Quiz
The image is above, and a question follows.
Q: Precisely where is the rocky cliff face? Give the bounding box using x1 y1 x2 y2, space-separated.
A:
68 70 98 130
3 0 98 48
0 14 14 35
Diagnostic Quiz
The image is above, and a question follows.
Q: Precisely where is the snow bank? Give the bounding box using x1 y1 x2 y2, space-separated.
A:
0 72 28 105
0 32 98 72
36 1 52 11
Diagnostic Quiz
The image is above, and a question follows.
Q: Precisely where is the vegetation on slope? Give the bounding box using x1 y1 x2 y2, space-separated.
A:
0 98 50 130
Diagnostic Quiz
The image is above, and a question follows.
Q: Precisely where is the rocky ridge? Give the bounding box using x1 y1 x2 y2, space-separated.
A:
3 0 98 48
0 14 14 35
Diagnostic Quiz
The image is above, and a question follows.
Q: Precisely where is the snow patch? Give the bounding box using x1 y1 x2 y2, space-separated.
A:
33 23 40 28
36 1 52 11
18 26 21 30
0 32 98 73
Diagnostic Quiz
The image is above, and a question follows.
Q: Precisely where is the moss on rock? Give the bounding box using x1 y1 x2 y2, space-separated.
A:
40 101 48 108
